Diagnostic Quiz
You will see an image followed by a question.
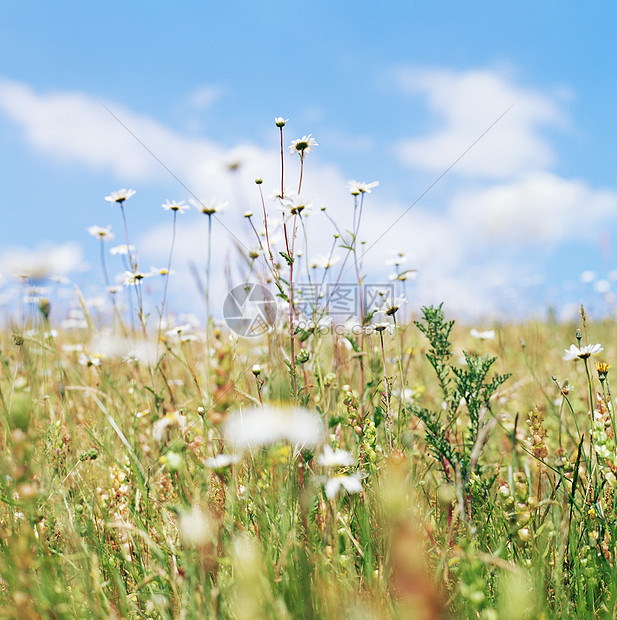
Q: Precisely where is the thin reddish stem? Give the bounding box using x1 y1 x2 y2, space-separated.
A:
280 127 285 199
298 154 304 195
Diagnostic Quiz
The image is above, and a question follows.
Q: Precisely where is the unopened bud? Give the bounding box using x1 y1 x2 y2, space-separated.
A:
295 349 311 364
38 297 51 319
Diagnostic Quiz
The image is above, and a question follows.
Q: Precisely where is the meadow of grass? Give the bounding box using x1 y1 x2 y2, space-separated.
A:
3 303 617 619
3 120 617 619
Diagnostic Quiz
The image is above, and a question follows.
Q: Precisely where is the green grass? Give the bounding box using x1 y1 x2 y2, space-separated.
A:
0 303 616 619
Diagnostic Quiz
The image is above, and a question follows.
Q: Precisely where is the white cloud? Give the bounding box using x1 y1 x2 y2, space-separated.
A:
0 242 84 279
351 169 617 319
449 171 617 246
187 85 226 110
0 78 256 192
0 79 161 179
0 78 348 207
395 67 566 178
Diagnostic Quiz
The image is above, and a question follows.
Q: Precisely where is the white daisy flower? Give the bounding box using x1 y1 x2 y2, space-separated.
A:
223 406 325 451
325 474 363 499
204 454 241 469
87 225 114 240
110 244 135 256
563 343 604 361
190 197 228 215
279 193 313 218
123 270 152 286
364 312 395 335
310 254 341 270
347 180 379 196
178 506 217 548
470 329 495 340
289 134 318 157
152 411 188 442
378 295 406 317
78 352 101 368
162 200 189 214
316 445 354 467
105 188 136 204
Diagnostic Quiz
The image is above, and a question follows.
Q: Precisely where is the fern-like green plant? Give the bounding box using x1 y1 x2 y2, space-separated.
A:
410 305 511 493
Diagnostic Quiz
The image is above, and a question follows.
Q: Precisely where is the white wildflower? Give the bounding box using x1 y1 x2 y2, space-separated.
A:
151 411 188 442
289 134 318 157
347 180 379 195
389 269 417 282
162 200 189 214
204 454 241 469
223 406 325 450
123 270 152 286
325 474 363 499
580 270 596 283
78 352 101 368
279 193 313 218
378 295 406 317
310 254 340 270
563 343 604 361
110 244 135 256
190 197 228 215
386 251 407 266
470 328 495 340
364 312 394 335
105 188 136 204
178 506 217 548
316 445 354 467
87 225 114 240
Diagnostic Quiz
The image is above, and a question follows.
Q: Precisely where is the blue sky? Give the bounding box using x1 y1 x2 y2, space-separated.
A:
1 1 616 324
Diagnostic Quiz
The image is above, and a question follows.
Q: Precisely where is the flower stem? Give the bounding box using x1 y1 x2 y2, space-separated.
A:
583 357 598 489
600 379 617 447
160 210 177 322
205 212 213 394
99 237 111 289
100 237 123 332
393 313 406 444
606 377 616 441
206 213 212 321
287 215 299 400
119 204 146 337
258 185 283 290
120 204 135 271
298 154 304 195
280 127 285 199
379 329 392 451
352 194 366 417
